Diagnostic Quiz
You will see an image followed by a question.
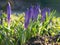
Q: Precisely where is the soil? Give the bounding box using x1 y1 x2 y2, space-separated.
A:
26 35 60 45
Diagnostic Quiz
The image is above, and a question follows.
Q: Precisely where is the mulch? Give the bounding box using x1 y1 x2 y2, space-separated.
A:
26 35 60 45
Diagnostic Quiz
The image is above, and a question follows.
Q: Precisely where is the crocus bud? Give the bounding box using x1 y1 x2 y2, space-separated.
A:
24 6 34 29
33 4 40 21
24 8 30 28
41 8 50 22
7 2 11 29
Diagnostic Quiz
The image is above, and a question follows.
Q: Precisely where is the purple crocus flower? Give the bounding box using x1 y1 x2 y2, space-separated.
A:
29 6 34 21
46 8 50 15
24 8 31 28
24 6 34 28
24 8 29 28
24 5 40 28
30 4 40 21
41 8 50 22
33 4 40 21
7 2 11 29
